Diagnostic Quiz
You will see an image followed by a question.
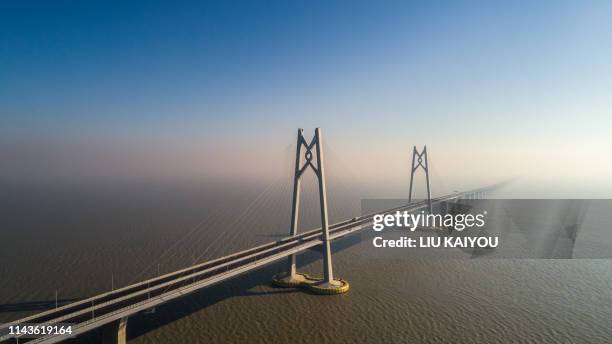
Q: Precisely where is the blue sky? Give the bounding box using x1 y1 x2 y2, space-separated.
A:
1 1 611 184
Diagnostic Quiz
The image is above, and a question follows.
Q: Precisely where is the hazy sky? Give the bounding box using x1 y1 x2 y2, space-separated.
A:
1 1 611 186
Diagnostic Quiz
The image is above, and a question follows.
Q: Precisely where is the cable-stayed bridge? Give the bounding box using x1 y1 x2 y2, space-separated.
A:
0 128 500 344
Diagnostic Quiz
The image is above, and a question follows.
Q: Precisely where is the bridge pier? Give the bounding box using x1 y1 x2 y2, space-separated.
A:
272 128 349 294
102 316 128 344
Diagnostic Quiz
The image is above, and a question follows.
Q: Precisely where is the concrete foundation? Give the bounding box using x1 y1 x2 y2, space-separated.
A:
101 317 128 344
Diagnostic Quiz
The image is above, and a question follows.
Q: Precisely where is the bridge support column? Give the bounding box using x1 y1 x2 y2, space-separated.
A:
272 128 349 294
102 316 128 344
408 146 432 213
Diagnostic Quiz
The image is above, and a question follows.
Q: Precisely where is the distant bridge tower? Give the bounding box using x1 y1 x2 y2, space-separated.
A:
272 128 349 294
408 146 432 213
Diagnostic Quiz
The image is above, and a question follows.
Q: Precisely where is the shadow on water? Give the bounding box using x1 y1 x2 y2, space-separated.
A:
71 234 363 343
255 233 286 239
0 299 81 313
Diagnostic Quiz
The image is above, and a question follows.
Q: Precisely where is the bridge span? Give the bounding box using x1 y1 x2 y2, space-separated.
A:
0 189 490 344
1 128 499 343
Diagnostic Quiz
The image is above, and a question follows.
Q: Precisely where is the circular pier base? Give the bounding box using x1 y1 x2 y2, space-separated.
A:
307 279 350 295
272 272 349 295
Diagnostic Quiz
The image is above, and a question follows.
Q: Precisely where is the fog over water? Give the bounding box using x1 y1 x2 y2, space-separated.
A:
1 176 611 343
2 2 612 342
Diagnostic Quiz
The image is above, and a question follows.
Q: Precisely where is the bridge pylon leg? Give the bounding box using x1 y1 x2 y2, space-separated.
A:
272 128 349 295
408 145 432 213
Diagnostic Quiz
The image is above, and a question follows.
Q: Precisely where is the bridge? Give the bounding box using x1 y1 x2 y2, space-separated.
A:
0 128 497 344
